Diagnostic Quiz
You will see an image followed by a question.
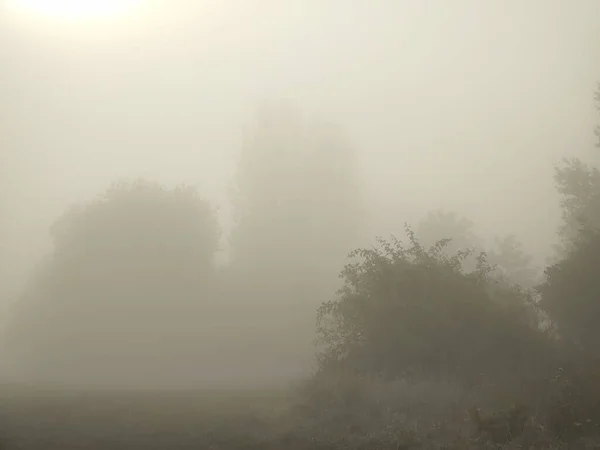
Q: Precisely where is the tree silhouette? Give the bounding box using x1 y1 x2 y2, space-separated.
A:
488 234 539 289
416 210 483 272
4 179 221 386
316 226 548 386
229 103 366 299
553 158 600 258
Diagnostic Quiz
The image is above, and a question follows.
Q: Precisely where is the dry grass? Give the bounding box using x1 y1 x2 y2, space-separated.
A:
0 377 597 449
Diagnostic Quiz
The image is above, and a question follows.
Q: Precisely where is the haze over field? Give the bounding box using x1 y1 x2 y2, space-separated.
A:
1 0 600 389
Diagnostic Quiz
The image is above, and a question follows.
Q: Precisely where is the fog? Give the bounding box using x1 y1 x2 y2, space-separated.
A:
1 0 600 389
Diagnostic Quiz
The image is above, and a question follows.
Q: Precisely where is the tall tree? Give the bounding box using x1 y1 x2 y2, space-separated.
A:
538 83 600 354
3 180 221 386
553 158 600 257
595 82 600 149
228 104 366 299
553 84 600 257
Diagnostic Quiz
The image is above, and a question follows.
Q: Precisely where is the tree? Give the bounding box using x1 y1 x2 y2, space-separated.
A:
552 85 600 257
316 226 549 387
416 210 483 272
228 103 366 299
221 104 368 377
536 226 600 438
528 83 600 439
538 228 600 356
540 85 600 351
595 82 600 149
553 158 600 257
3 179 221 386
488 234 539 289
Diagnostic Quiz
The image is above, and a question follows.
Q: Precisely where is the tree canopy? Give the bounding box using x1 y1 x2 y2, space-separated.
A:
228 104 366 297
538 229 600 356
553 158 600 257
488 234 539 289
316 226 548 386
542 89 600 353
416 210 484 272
4 180 221 385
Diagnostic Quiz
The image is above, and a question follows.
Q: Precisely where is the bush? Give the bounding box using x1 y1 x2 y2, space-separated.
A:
541 359 600 440
316 226 553 388
286 372 571 449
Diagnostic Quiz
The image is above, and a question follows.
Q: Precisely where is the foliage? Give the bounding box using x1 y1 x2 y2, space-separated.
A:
544 116 600 351
4 179 221 383
468 405 529 444
488 234 539 289
289 373 577 449
6 378 596 449
538 229 600 355
541 360 600 440
553 158 600 256
316 225 548 386
596 82 600 148
50 179 219 273
417 209 484 272
527 82 600 441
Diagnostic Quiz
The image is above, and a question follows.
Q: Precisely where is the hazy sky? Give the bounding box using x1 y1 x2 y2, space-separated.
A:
2 0 600 300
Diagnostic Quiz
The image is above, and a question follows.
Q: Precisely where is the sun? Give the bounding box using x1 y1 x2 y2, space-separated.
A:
8 0 144 22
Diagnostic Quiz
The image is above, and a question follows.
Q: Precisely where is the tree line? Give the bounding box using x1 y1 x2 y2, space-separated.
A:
3 87 600 436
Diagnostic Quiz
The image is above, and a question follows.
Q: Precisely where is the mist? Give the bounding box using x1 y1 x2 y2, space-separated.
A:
1 0 600 391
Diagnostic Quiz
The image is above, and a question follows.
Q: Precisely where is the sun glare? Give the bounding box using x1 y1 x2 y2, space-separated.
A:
8 0 144 22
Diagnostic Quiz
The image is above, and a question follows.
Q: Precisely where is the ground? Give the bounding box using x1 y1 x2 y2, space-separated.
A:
0 381 595 449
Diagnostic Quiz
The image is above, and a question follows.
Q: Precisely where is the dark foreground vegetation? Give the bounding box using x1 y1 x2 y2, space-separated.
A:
0 373 597 450
1 89 600 449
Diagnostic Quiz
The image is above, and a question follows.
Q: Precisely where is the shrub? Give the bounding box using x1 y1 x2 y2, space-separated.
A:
316 226 553 387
